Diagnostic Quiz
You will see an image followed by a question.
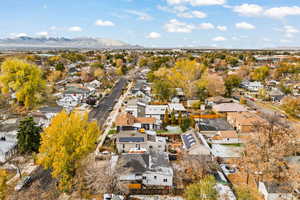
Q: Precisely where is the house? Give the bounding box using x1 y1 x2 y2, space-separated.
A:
0 118 18 163
115 113 157 132
171 88 185 102
209 130 240 144
168 103 186 115
212 103 248 113
125 98 147 118
145 105 168 123
63 86 90 102
116 151 173 187
181 131 211 157
259 182 296 200
206 96 234 107
56 95 80 108
269 88 284 102
227 112 268 133
38 106 63 126
241 81 263 92
116 131 166 153
211 144 243 160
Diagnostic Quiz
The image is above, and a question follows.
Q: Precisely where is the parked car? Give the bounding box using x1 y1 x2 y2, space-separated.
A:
220 164 236 175
14 176 32 191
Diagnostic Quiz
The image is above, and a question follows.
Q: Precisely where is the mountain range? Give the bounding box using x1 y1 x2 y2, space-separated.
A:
0 36 140 49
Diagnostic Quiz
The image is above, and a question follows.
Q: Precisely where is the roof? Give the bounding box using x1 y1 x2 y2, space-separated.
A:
212 130 238 140
145 105 168 115
227 112 268 126
213 103 248 113
118 153 150 174
117 131 146 143
207 96 233 104
168 103 186 112
182 133 197 149
115 113 156 126
38 106 63 113
211 144 243 158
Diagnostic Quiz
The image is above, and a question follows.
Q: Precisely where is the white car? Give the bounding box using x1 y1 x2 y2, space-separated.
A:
14 176 32 191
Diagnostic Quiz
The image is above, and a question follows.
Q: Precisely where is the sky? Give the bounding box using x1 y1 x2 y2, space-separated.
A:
1 0 300 48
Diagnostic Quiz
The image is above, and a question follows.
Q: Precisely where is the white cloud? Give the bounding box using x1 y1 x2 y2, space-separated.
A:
263 38 271 42
68 26 82 32
264 6 300 18
164 19 195 33
178 10 207 18
280 39 292 43
233 4 263 17
212 36 226 41
10 33 28 38
95 19 115 26
235 22 255 30
198 22 214 29
282 25 299 38
146 32 161 39
217 25 227 31
36 32 48 37
49 26 57 30
125 10 153 20
166 0 226 6
157 5 188 13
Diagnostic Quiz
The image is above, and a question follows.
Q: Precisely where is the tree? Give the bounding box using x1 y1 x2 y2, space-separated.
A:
0 170 7 200
180 117 191 132
152 80 175 101
163 109 170 126
184 175 217 200
0 59 46 109
171 110 176 125
251 66 269 81
37 111 100 191
47 70 64 83
281 96 300 117
178 111 183 127
94 68 105 80
153 59 206 98
240 119 299 189
224 74 242 97
201 72 225 97
234 185 261 200
55 63 65 71
17 116 42 154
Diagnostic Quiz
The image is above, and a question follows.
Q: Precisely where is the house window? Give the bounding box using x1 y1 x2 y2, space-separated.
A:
163 178 168 182
142 176 146 180
122 144 125 149
154 176 157 179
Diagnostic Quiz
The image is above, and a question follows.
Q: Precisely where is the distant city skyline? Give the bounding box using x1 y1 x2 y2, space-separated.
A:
1 0 300 48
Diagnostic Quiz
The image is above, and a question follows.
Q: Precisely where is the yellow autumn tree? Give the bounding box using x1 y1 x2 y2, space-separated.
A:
0 169 7 200
153 59 206 98
37 111 100 191
94 68 105 80
0 59 46 109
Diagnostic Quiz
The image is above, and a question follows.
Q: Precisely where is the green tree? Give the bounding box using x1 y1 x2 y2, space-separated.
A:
180 117 191 132
163 109 170 126
178 111 183 126
0 59 46 109
224 74 242 97
55 63 65 71
184 175 217 200
152 80 175 101
171 110 176 125
17 116 42 154
37 111 99 191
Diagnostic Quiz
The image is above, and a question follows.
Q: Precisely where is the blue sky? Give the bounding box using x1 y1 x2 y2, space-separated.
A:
1 0 300 48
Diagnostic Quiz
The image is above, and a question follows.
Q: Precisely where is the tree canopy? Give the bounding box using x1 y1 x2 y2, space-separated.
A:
184 175 217 200
0 59 46 109
37 111 100 191
17 116 42 154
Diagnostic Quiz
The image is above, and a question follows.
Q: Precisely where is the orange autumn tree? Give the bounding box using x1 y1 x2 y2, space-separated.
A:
37 111 100 191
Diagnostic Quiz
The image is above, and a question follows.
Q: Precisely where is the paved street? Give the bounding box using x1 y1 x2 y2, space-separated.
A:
89 77 127 126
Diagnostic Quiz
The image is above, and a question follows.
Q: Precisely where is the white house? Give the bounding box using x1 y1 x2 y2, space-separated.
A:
145 105 168 124
125 99 147 118
116 152 173 188
241 81 263 92
56 95 80 108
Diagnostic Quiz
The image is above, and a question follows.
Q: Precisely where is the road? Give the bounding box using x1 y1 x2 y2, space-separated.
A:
89 78 127 126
